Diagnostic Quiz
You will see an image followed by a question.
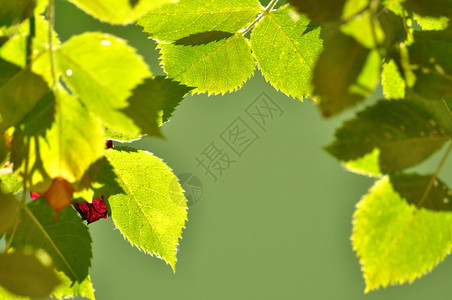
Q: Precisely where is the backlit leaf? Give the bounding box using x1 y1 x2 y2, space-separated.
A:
66 0 175 25
51 272 95 300
56 32 150 133
11 198 92 283
352 177 452 292
250 5 322 100
159 35 255 95
105 148 187 270
0 249 60 298
138 0 261 43
382 59 405 100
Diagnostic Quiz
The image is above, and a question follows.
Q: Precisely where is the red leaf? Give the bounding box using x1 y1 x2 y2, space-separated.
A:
73 196 108 224
43 178 74 219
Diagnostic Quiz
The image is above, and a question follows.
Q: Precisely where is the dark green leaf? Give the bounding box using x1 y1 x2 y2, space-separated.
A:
313 31 370 117
286 0 347 23
378 9 407 53
403 0 452 17
129 0 139 8
158 77 193 123
0 68 49 130
412 72 452 99
0 192 18 235
174 31 234 46
11 198 92 283
0 249 60 298
391 173 452 211
326 98 452 175
0 0 36 28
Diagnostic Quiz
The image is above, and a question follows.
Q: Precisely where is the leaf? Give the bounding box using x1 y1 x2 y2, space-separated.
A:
11 87 105 189
286 0 347 23
403 0 452 17
105 148 187 270
0 0 36 28
66 0 175 25
11 197 92 283
137 0 261 43
352 177 452 292
0 172 22 195
390 173 452 211
413 14 449 30
56 32 151 133
158 35 255 95
409 29 452 78
51 271 95 300
250 5 322 100
381 59 405 100
0 192 18 235
43 178 75 218
122 76 193 137
326 98 452 175
157 77 193 123
0 249 61 298
174 31 234 46
378 9 407 52
0 285 28 300
340 10 384 49
0 67 49 130
313 31 370 117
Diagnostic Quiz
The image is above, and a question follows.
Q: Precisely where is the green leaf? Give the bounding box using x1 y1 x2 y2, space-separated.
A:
413 14 449 30
250 5 322 100
0 249 61 298
66 0 175 25
408 30 452 99
403 0 452 17
313 31 370 117
138 0 261 43
11 197 92 283
56 32 151 133
409 29 452 77
0 172 22 195
352 177 452 292
0 192 18 235
0 0 36 28
286 0 347 23
105 148 187 270
326 98 452 175
11 87 105 187
340 10 384 49
0 285 28 300
51 272 95 300
0 67 49 130
378 9 407 52
390 173 452 211
122 76 192 137
381 59 405 100
159 35 255 95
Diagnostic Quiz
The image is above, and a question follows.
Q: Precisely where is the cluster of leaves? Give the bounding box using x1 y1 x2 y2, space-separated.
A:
1 0 452 298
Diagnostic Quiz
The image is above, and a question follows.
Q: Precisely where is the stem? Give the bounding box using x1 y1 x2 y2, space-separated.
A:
264 0 279 13
417 141 452 208
369 0 384 58
240 0 280 36
48 0 56 88
26 16 36 66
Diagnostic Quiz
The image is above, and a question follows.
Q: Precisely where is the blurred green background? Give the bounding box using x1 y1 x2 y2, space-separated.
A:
54 0 452 299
